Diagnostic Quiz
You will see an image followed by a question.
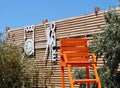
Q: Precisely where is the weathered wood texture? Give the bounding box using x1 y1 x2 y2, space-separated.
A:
6 8 120 88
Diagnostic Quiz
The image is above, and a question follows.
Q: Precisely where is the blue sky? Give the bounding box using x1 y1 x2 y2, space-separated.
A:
0 0 119 33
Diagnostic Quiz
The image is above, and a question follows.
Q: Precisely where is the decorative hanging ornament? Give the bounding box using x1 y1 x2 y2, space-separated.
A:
24 39 34 55
24 25 34 56
43 22 57 62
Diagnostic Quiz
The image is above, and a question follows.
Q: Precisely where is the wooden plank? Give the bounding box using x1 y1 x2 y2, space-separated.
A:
65 52 88 57
61 47 88 52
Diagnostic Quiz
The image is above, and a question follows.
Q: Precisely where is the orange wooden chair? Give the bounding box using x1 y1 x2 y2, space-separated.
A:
60 38 101 88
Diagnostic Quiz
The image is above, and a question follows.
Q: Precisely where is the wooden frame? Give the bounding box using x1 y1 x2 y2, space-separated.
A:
60 38 101 88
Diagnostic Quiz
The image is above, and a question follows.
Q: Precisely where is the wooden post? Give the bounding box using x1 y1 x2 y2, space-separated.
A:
94 7 100 16
6 27 10 43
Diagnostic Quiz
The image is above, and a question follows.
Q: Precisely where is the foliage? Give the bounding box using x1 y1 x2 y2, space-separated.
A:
73 67 88 88
89 8 120 88
97 66 120 88
0 32 5 44
34 63 56 88
0 32 56 88
0 33 33 88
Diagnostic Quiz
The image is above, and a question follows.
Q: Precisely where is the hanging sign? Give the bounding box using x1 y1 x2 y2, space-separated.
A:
44 22 57 62
24 25 34 56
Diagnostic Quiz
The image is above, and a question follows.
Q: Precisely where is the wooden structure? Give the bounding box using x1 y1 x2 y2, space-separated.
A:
6 8 120 88
60 38 101 88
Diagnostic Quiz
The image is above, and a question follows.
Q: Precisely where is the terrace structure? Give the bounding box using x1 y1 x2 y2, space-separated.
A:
6 7 120 88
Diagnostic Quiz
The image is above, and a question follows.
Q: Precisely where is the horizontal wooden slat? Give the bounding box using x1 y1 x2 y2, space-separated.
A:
61 47 88 52
61 38 87 42
61 38 87 47
73 79 97 84
67 58 88 62
65 52 88 57
61 42 87 47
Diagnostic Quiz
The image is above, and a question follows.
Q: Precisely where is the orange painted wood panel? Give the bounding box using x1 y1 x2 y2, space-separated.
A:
61 46 88 52
65 52 88 57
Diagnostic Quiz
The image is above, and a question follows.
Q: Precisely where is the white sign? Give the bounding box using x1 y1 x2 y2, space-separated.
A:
44 22 57 62
24 25 34 56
